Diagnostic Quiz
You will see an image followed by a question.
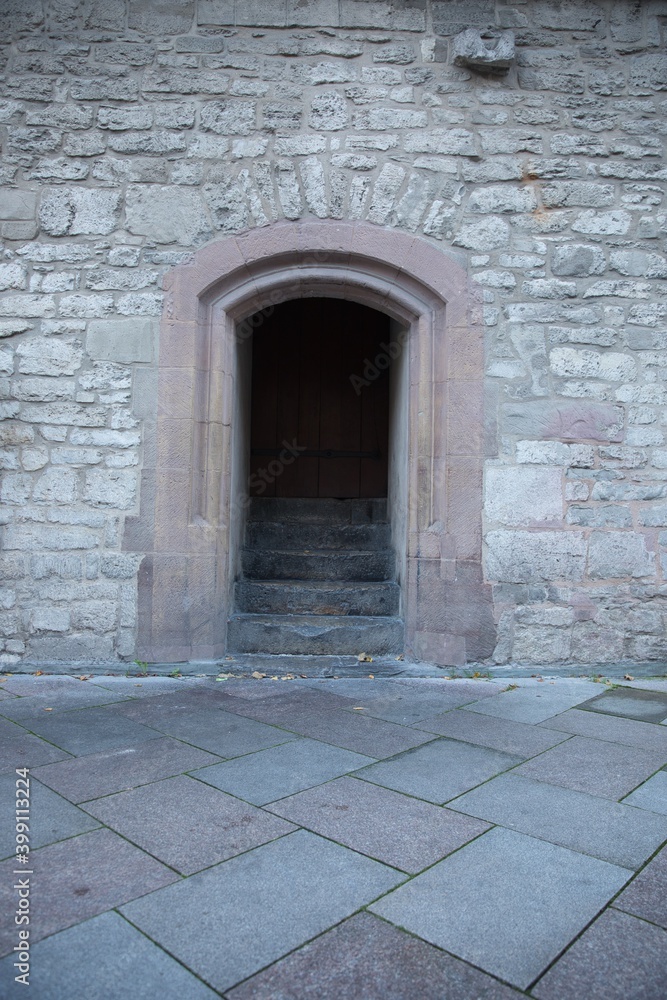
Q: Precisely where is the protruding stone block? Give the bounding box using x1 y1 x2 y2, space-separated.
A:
451 29 515 73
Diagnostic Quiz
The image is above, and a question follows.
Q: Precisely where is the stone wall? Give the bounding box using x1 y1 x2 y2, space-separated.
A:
1 0 666 668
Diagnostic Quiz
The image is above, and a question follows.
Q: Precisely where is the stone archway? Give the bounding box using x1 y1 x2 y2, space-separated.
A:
126 220 494 666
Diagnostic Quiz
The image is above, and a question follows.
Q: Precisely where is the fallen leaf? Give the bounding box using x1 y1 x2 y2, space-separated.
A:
34 670 44 677
357 653 373 662
251 671 266 679
368 674 374 679
624 674 634 681
299 674 307 679
353 706 366 711
395 654 404 661
43 707 53 712
77 675 90 681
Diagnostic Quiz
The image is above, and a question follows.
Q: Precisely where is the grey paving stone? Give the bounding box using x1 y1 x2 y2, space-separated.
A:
0 774 99 860
303 679 496 725
84 774 295 874
0 688 14 700
108 686 241 723
281 709 436 758
120 829 406 994
449 773 667 869
0 828 177 957
532 908 667 1000
0 685 130 721
540 707 667 753
267 776 490 873
191 737 373 805
614 843 667 929
124 707 297 757
226 910 523 1000
0 911 218 1000
0 675 91 696
0 721 71 773
462 681 601 725
16 707 163 756
357 738 523 804
578 687 667 724
370 827 631 990
31 736 221 803
222 688 358 726
89 676 199 697
514 736 667 800
623 770 667 815
416 708 571 756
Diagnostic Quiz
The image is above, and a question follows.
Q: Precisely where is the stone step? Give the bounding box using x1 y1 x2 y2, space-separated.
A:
245 520 391 552
235 579 400 616
241 548 394 582
227 613 404 655
247 496 388 524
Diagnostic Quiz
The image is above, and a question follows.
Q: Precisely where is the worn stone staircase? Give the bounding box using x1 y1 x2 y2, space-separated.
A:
227 497 404 656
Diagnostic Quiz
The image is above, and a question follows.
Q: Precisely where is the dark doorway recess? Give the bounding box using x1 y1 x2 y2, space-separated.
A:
249 298 390 499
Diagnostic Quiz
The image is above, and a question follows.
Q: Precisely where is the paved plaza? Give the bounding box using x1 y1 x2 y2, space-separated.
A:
1 670 666 997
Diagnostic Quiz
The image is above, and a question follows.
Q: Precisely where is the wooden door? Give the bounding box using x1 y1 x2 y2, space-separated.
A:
249 298 390 498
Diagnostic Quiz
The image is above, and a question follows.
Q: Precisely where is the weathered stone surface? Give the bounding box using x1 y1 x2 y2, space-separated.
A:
451 29 515 73
125 186 211 245
485 467 563 526
40 189 121 236
485 531 587 584
86 319 156 363
588 532 655 580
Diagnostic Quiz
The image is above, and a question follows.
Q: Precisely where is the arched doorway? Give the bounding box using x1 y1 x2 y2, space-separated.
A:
129 220 494 667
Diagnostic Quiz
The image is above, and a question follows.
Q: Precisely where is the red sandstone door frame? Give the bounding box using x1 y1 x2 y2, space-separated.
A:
130 221 492 666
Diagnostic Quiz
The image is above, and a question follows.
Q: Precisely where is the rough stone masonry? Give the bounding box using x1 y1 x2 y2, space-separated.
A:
1 0 667 669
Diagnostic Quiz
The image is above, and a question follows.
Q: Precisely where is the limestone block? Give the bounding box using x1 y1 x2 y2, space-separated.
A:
0 190 37 221
405 129 475 155
571 621 624 663
572 210 632 236
453 217 510 250
588 532 655 580
16 339 83 376
128 0 195 34
541 182 614 208
552 244 606 277
125 186 211 245
516 441 594 467
485 530 587 583
310 93 349 131
467 185 536 214
512 625 570 663
33 468 79 504
451 29 514 73
70 600 117 633
31 608 71 633
40 188 121 237
485 467 563 526
84 469 138 510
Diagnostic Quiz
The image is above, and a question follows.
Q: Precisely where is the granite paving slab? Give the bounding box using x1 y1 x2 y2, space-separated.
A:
614 843 667 929
415 708 570 757
578 687 667 724
0 685 130 721
303 679 495 725
0 911 218 1000
514 735 667 800
0 688 15 700
357 738 523 804
130 707 297 757
279 709 437 758
107 687 241 724
226 910 523 1000
15 707 163 756
0 676 91 696
89 676 203 697
462 681 602 725
540 707 667 753
0 724 72 773
84 774 296 874
0 774 99 859
120 829 406 994
370 827 631 990
220 688 358 726
31 736 221 803
623 770 667 815
266 775 490 873
448 773 667 869
0 828 178 957
190 737 373 805
532 908 667 1000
